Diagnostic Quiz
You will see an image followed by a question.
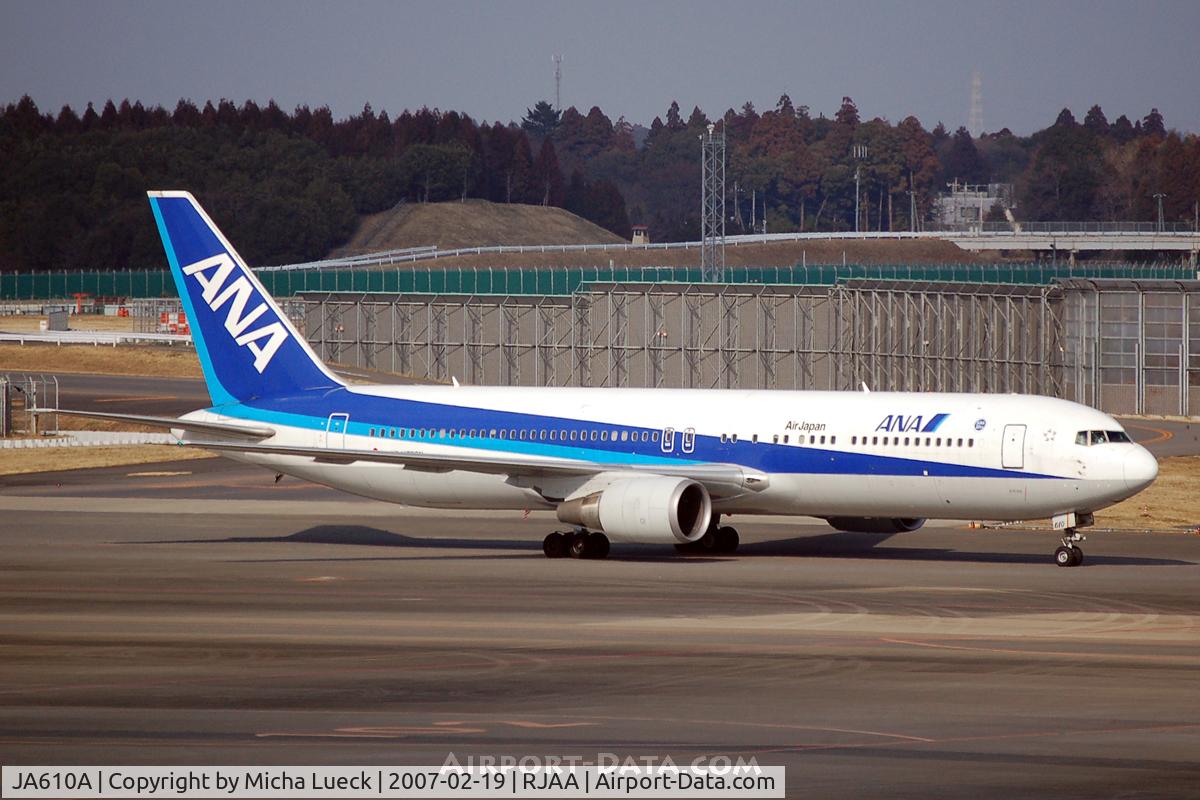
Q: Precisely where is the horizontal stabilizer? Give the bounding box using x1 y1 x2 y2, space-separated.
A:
40 409 275 439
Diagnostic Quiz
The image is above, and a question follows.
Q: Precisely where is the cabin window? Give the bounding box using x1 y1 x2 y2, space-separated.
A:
620 431 628 442
560 429 567 440
871 436 878 445
601 431 609 441
720 433 727 444
538 430 545 441
611 429 618 440
968 438 974 447
752 434 759 444
731 434 738 443
820 435 826 444
957 438 963 447
903 437 909 446
652 431 660 442
783 435 789 444
830 436 836 445
851 436 857 445
518 430 526 440
772 434 779 444
568 430 576 441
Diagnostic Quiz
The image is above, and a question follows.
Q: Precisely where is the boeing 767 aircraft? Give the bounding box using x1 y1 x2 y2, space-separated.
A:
52 192 1158 566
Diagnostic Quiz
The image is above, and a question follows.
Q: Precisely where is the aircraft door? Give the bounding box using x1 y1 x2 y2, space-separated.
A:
682 427 696 454
1002 424 1026 469
324 413 349 448
661 427 676 453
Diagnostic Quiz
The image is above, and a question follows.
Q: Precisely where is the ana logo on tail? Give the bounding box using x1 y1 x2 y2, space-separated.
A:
182 253 289 373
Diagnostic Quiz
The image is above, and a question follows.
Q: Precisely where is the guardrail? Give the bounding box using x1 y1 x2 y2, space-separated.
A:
257 225 1199 272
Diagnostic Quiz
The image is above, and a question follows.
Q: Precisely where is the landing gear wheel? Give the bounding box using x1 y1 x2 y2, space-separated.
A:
1055 527 1087 567
696 528 720 552
568 532 590 559
588 532 610 560
715 526 740 553
543 532 567 559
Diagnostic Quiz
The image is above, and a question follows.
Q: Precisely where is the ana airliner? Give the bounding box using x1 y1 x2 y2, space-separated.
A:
54 191 1159 567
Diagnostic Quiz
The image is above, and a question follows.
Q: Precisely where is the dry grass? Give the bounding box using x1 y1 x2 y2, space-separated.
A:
335 200 625 255
0 314 141 333
0 444 213 475
1094 456 1200 530
0 343 202 377
376 238 993 270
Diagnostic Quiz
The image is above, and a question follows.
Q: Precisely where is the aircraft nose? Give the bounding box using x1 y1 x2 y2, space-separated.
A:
1124 446 1159 491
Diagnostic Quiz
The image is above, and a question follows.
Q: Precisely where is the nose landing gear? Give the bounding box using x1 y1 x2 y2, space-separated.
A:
1054 530 1086 567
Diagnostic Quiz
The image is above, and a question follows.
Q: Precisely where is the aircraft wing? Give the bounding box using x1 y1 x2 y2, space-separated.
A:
40 409 275 439
181 438 768 496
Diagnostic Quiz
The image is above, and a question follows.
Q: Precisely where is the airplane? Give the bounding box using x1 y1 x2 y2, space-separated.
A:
50 191 1159 567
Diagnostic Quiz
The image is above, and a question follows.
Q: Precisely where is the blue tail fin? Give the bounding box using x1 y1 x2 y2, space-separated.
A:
148 191 342 406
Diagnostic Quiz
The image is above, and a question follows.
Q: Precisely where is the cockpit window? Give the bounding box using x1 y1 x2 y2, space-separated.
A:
1076 429 1133 446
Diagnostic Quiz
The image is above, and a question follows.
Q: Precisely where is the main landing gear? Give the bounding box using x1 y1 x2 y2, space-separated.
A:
1054 529 1086 568
675 516 740 554
543 529 609 560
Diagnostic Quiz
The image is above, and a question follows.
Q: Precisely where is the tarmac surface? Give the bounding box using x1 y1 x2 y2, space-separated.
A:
2 457 1200 798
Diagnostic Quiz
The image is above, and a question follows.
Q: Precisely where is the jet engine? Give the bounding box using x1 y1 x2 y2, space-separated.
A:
556 477 711 544
825 517 926 533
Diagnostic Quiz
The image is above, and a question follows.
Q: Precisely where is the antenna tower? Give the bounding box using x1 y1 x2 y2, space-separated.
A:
701 123 726 282
968 70 983 138
552 54 563 110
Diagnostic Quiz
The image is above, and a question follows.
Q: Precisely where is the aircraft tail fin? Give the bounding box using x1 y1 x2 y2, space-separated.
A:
148 191 342 406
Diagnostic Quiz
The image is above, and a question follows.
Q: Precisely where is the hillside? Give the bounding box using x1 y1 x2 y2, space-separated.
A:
333 200 626 255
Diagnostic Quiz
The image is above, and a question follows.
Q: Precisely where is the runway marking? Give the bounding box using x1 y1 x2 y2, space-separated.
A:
93 395 173 403
754 720 1200 756
500 720 599 729
257 725 486 739
126 471 192 477
879 636 1197 661
1122 421 1174 445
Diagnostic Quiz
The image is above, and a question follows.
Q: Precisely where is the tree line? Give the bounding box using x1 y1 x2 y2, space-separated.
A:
0 94 1196 272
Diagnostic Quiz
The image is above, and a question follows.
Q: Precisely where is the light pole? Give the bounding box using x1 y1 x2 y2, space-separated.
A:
1153 192 1166 232
853 144 868 232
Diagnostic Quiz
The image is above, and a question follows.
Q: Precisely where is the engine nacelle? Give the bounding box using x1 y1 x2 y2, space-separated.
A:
556 477 712 544
825 517 926 534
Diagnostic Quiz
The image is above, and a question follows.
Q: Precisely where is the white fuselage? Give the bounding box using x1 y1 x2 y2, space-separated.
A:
190 386 1158 522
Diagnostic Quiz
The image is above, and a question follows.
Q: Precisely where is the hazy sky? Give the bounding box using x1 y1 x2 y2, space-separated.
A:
3 0 1199 135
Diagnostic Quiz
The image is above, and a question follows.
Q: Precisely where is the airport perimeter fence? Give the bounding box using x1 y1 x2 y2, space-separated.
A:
300 278 1200 417
2 261 1198 301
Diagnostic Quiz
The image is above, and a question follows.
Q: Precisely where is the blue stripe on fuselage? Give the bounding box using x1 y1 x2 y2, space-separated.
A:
210 388 1063 481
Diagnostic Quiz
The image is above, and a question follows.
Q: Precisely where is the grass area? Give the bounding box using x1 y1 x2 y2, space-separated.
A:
0 343 202 377
0 314 141 333
1092 455 1200 530
336 199 625 255
0 444 213 475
